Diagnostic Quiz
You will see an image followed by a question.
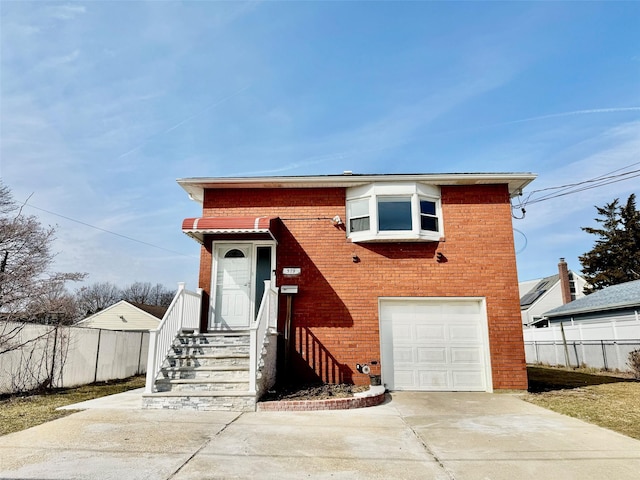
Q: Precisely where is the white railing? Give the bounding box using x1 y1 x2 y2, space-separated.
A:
145 283 202 394
249 281 279 394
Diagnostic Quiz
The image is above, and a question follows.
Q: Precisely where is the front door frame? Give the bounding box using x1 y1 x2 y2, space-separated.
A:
209 240 276 330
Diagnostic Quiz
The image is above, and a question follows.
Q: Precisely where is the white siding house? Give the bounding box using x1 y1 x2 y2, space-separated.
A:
77 301 166 331
520 259 587 327
544 279 640 325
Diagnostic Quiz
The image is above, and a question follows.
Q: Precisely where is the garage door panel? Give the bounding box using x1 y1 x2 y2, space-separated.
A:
418 370 449 389
416 347 447 363
380 298 489 392
392 323 412 341
448 324 482 342
415 324 445 340
382 301 442 318
393 347 414 363
394 370 416 387
450 347 482 364
452 371 485 389
442 301 481 315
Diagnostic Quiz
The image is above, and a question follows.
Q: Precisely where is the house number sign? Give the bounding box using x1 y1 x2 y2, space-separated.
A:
282 267 301 276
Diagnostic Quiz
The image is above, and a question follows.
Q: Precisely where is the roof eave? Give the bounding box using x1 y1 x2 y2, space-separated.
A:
177 173 537 204
546 300 640 318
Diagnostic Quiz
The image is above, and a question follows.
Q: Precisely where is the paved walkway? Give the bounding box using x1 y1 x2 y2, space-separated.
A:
1 390 639 479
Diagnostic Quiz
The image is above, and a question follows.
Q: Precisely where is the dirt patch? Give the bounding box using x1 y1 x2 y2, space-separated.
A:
260 383 369 402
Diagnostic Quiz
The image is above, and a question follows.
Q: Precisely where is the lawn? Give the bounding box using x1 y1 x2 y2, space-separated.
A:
0 375 145 436
525 366 640 440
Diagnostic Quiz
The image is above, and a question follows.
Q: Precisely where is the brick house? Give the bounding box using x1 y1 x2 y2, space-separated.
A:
143 172 535 411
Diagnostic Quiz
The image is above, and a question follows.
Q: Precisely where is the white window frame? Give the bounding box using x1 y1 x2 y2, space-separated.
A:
347 197 371 233
346 182 443 242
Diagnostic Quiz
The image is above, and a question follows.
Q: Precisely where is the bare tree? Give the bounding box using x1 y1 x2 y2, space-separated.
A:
0 181 85 355
121 281 153 304
75 281 122 316
73 281 175 320
150 283 175 307
28 282 80 325
0 183 14 214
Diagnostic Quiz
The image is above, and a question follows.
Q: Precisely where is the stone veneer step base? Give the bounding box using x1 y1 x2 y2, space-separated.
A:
142 391 256 412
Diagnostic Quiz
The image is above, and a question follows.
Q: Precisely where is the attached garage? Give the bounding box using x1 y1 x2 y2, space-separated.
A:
379 298 492 392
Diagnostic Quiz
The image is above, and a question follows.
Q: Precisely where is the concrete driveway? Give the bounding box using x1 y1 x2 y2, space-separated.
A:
1 390 639 480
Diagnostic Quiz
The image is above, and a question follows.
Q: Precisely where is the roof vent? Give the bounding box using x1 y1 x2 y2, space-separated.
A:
343 170 353 175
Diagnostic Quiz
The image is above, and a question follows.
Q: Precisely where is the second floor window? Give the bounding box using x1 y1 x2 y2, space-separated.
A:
348 198 370 232
346 183 442 242
378 197 412 231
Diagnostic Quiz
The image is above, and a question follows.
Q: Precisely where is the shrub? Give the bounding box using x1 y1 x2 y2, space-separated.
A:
628 349 640 379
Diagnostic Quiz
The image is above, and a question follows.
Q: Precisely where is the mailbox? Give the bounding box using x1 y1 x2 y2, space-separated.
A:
281 285 299 294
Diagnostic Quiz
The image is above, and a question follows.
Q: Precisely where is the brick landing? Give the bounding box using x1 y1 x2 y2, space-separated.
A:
257 387 386 411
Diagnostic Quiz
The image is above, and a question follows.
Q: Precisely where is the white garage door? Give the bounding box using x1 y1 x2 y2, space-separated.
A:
379 298 491 391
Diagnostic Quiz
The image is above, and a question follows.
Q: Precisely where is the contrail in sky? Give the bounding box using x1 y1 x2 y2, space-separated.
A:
118 85 250 159
495 106 640 127
427 106 640 137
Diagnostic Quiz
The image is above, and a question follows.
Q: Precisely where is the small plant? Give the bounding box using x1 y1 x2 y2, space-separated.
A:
628 349 640 379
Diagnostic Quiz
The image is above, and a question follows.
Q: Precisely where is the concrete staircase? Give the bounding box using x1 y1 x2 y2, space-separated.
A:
142 330 256 411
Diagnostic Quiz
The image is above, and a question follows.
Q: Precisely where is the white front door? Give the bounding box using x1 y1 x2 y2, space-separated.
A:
213 244 252 329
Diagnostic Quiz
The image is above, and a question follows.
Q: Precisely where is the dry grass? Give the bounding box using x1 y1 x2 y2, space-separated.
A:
525 366 640 440
0 375 145 436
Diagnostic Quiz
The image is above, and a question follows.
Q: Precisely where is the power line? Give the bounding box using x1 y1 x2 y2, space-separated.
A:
525 172 640 205
22 202 195 258
511 162 640 221
525 169 640 205
525 164 640 197
513 228 528 254
516 162 640 210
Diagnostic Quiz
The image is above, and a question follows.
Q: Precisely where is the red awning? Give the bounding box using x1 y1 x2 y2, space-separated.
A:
182 216 278 243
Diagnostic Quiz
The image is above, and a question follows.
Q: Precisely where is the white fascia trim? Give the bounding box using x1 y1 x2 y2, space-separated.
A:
177 173 537 204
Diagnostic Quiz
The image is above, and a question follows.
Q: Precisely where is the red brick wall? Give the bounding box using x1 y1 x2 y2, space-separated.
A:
197 185 527 390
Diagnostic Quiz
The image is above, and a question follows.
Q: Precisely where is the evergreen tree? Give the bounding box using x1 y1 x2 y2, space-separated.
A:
579 194 640 293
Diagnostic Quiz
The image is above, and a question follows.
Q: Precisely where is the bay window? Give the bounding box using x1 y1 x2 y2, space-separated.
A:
346 183 443 242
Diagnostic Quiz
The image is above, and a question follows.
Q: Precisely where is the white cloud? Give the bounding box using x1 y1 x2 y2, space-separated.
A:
47 4 87 20
35 49 80 70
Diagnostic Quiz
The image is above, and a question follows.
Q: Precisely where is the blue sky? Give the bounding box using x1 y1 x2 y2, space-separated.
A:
1 1 639 292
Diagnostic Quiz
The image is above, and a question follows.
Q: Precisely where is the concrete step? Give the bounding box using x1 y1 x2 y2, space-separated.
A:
142 391 256 411
170 344 250 356
175 331 250 345
167 354 249 368
154 378 250 393
160 366 249 381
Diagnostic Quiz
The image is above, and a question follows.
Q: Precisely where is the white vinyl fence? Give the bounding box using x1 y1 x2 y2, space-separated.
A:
0 321 149 394
523 319 640 372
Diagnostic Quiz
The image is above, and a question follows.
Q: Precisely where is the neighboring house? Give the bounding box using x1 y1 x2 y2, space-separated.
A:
143 172 536 411
519 258 588 327
77 300 166 331
543 279 640 325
